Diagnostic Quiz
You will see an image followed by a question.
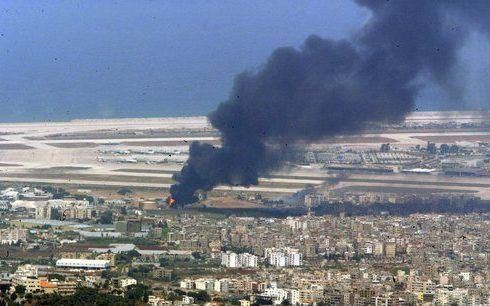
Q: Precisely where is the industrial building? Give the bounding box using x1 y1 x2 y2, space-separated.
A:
55 258 110 269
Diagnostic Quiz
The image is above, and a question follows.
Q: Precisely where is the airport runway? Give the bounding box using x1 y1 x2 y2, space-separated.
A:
0 111 489 198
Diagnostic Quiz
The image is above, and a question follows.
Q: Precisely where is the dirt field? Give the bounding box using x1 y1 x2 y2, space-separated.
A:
25 129 218 140
46 142 100 148
121 139 221 146
9 171 309 189
113 168 177 174
1 172 174 184
336 185 478 194
202 196 263 208
314 136 397 144
64 186 168 199
34 166 92 172
0 143 34 150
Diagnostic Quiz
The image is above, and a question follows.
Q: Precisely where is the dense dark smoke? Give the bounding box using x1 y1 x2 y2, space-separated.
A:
171 0 490 204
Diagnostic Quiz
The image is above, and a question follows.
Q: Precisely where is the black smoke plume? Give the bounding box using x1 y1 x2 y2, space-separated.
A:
171 0 490 204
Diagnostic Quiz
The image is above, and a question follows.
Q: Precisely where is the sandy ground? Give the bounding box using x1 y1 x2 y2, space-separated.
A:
202 197 263 208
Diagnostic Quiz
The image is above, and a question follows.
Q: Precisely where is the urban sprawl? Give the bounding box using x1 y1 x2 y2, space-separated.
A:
0 112 489 305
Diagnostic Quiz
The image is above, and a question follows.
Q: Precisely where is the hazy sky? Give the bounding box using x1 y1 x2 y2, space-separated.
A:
1 1 489 122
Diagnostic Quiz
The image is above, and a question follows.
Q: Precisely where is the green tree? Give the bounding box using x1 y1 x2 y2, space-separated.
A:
48 274 66 281
117 187 132 196
187 290 210 303
27 287 132 305
99 211 113 224
50 209 62 221
24 293 33 302
159 257 170 267
14 285 25 296
115 249 140 264
40 224 51 230
73 194 87 201
252 297 273 305
191 252 202 260
126 284 151 303
166 292 179 301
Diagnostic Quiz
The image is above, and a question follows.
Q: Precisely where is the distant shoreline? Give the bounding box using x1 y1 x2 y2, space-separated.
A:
1 110 490 125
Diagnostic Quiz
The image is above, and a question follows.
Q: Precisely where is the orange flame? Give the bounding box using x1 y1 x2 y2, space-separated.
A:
168 195 176 207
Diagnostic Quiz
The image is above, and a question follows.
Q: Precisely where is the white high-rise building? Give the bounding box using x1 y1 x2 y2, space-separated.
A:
180 279 194 289
195 278 214 291
214 279 229 293
238 253 258 268
221 252 257 268
364 242 374 255
288 289 300 305
266 247 303 267
35 204 52 220
287 251 302 266
269 252 287 267
263 287 289 304
262 285 300 305
11 265 41 293
221 252 238 268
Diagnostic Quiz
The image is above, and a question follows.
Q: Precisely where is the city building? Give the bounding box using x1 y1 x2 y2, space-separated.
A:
55 259 111 269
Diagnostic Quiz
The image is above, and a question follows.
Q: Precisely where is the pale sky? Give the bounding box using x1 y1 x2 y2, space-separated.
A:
0 0 489 122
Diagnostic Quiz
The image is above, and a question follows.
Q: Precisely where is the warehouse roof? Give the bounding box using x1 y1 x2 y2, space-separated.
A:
56 258 110 269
